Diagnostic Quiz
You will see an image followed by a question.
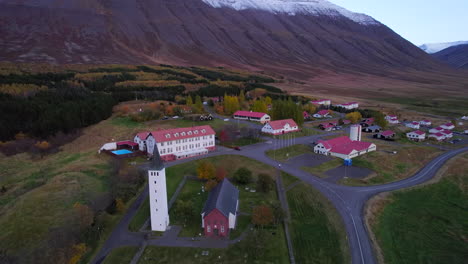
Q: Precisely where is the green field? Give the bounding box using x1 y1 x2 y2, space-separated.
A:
376 96 468 117
266 144 312 162
341 146 441 186
286 182 350 264
102 246 138 264
373 154 468 264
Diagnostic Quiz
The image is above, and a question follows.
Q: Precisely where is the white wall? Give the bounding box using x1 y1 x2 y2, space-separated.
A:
148 168 170 231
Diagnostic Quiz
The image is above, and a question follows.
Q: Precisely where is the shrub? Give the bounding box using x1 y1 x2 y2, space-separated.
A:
233 167 253 185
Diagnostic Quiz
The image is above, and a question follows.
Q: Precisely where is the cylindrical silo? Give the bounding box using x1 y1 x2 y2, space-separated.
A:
350 124 362 141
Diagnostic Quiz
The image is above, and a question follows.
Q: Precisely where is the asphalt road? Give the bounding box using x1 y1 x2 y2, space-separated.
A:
90 108 468 264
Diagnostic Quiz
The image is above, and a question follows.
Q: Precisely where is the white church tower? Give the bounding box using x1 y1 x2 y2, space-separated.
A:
148 144 169 231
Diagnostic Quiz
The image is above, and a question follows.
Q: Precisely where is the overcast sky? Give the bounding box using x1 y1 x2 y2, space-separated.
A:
332 0 468 45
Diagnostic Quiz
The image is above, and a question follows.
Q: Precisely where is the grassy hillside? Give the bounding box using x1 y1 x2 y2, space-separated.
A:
372 154 468 264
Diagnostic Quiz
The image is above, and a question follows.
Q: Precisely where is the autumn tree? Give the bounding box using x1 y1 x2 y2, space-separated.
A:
68 243 87 264
239 90 245 104
204 179 218 191
115 198 125 214
197 160 216 180
186 95 193 106
252 205 274 227
223 95 240 115
345 111 363 124
257 173 274 193
35 140 51 158
374 114 388 129
233 167 252 185
252 99 267 113
302 103 316 114
271 98 304 125
194 95 203 113
216 167 227 182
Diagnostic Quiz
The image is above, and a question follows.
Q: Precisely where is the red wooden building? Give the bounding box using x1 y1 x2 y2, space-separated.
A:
201 179 239 238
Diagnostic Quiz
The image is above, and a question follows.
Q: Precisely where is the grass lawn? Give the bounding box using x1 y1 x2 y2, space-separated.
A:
128 198 150 232
169 179 206 237
229 215 251 239
340 146 442 186
102 246 138 264
138 225 289 264
281 171 299 188
265 144 312 162
376 96 468 117
265 128 323 139
287 183 350 264
372 154 468 264
301 158 342 178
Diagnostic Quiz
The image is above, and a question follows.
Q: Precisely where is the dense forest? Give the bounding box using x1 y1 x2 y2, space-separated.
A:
0 64 280 141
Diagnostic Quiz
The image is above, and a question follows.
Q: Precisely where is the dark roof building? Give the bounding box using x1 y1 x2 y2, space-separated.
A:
201 179 239 238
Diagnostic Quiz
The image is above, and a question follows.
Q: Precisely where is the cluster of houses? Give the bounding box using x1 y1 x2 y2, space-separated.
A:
314 125 376 159
405 122 455 142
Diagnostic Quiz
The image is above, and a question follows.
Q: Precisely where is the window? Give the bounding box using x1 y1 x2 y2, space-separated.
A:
194 130 198 134
157 172 159 176
188 131 192 135
201 129 206 133
207 225 211 232
221 225 225 233
154 181 156 184
181 132 186 136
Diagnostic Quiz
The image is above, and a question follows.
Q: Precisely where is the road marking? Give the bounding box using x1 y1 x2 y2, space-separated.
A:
350 213 365 264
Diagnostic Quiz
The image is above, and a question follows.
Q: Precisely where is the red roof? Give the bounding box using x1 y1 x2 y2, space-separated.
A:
268 119 298 130
317 136 373 155
380 130 395 137
151 125 215 143
443 123 454 127
317 110 329 115
117 141 138 146
233 111 268 118
430 133 445 137
411 130 425 136
432 127 443 131
136 132 150 140
339 102 358 106
411 122 420 125
441 130 452 135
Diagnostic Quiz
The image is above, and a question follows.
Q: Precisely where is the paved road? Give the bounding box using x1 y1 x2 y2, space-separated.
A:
91 110 468 264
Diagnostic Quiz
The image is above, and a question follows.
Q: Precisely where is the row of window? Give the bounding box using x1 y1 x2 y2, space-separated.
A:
164 129 207 139
206 225 225 233
159 141 214 154
149 171 160 176
160 135 213 146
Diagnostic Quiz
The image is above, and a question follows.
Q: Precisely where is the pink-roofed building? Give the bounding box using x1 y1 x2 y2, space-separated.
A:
441 130 453 138
440 123 455 130
310 99 331 106
313 110 331 118
134 132 152 152
342 119 352 125
405 121 420 130
385 115 399 124
419 120 432 126
261 119 299 135
233 111 270 123
428 133 446 141
135 125 216 161
429 127 444 134
314 136 376 159
318 122 336 131
335 102 359 110
406 130 426 142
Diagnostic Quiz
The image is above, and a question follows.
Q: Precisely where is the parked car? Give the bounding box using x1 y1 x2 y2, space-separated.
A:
234 146 241 151
172 116 179 119
162 116 169 120
224 118 229 122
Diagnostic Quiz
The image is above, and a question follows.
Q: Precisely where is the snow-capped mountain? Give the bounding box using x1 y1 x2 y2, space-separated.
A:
419 41 468 54
201 0 378 24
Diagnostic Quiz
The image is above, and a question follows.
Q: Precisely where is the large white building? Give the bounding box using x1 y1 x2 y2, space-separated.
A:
261 119 299 135
310 99 331 107
233 111 271 124
335 102 359 110
134 125 216 161
148 146 170 231
314 136 376 159
406 130 426 142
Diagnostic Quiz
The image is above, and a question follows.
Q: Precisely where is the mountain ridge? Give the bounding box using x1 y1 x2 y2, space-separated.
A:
432 44 468 69
419 41 468 54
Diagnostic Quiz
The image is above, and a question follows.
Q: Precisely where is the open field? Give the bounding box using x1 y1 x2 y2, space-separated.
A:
266 144 312 162
371 154 468 264
286 182 350 264
102 246 138 264
341 145 442 186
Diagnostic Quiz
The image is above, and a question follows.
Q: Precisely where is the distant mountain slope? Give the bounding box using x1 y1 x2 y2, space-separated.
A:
0 0 465 95
432 44 468 69
419 41 468 54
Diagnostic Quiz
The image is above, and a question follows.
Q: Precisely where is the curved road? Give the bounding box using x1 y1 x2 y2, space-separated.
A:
91 110 468 264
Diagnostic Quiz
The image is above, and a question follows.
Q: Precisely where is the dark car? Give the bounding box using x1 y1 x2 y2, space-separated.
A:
234 146 241 151
162 116 169 120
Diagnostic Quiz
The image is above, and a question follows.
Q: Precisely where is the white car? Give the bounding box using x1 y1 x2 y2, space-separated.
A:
224 118 229 122
172 116 179 119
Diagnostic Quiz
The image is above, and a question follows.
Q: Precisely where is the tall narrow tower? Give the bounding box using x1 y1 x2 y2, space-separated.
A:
350 124 362 141
148 144 169 231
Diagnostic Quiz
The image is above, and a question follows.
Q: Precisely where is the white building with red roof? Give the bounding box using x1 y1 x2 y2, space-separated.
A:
440 123 455 130
314 136 376 159
385 115 399 124
310 99 331 106
233 111 270 124
405 121 420 129
335 102 359 110
134 132 152 152
313 109 331 118
441 129 453 138
135 125 216 161
374 130 395 140
406 130 426 142
429 127 444 134
428 133 446 141
419 120 432 126
261 119 299 135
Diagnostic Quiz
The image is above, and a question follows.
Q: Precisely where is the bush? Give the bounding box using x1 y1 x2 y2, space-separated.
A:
233 167 253 185
257 173 274 193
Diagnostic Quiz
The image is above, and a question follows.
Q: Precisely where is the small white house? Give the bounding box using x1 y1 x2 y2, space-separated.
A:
134 132 151 152
406 130 426 142
419 120 431 126
428 133 446 141
405 122 420 129
98 142 117 153
441 130 453 139
313 110 331 118
385 115 399 124
465 130 468 135
261 119 299 135
233 111 271 124
429 127 444 134
440 123 455 130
